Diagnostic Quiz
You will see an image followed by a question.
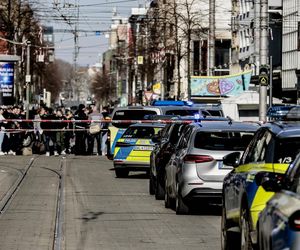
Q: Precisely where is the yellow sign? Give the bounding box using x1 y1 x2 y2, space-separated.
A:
259 75 269 86
152 82 161 94
137 56 143 65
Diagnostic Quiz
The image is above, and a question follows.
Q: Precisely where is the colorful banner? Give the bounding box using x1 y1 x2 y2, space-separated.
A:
191 71 252 96
0 62 14 105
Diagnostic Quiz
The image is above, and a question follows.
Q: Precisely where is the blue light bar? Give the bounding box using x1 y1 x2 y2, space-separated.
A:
267 105 296 120
151 100 193 106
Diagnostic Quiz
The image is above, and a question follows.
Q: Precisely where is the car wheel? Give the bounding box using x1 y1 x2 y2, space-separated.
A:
149 174 155 195
164 180 172 208
240 207 253 250
175 183 189 215
115 169 129 178
221 206 240 250
155 180 165 200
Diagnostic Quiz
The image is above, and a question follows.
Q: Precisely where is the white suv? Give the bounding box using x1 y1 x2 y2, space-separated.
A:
164 120 259 214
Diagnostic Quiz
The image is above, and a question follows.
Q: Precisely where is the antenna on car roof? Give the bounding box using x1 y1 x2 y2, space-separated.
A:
226 116 233 125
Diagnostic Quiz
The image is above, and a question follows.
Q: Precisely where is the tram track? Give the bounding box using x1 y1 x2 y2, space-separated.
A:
0 155 66 250
0 156 37 214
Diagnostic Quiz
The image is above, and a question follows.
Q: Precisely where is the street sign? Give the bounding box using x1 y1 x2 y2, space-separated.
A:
259 75 268 86
144 91 153 101
137 56 144 65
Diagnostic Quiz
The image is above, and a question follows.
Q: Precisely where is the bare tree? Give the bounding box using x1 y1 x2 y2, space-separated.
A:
147 0 205 100
90 72 116 107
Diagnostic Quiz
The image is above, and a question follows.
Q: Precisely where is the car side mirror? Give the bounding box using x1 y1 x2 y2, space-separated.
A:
152 134 161 144
223 152 241 168
255 172 284 192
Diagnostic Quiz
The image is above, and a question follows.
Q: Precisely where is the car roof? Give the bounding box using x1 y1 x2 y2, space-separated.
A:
128 123 166 128
263 121 300 139
190 121 259 132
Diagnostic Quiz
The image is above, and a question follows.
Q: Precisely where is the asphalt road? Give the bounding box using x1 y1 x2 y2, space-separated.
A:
0 155 221 250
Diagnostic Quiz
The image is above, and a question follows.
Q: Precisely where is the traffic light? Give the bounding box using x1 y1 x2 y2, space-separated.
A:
259 65 269 86
259 66 269 75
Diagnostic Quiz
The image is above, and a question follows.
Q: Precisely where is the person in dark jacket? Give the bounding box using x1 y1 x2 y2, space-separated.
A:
41 107 59 156
63 109 74 154
7 106 22 155
74 104 87 155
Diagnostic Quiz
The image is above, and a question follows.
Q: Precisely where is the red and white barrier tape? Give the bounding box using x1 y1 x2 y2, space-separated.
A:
0 119 193 124
0 128 109 133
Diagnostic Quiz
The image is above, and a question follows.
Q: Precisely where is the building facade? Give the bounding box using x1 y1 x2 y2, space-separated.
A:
282 0 300 101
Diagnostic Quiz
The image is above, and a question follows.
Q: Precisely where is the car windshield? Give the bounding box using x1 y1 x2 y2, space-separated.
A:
274 138 300 164
122 126 163 139
112 110 157 128
194 131 254 150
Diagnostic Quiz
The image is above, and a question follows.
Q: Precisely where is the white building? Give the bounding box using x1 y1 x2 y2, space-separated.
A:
282 0 300 92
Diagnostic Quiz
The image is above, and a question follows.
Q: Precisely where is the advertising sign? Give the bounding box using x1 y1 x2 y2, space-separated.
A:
0 63 14 105
191 70 252 96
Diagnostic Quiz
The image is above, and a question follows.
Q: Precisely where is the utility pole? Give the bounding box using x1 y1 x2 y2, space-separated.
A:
254 0 261 75
269 56 273 108
73 0 79 91
26 41 31 119
208 0 216 76
259 0 269 121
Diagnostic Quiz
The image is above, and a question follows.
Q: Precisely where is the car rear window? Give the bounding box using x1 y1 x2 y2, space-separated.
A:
122 127 163 139
165 109 199 116
194 131 254 150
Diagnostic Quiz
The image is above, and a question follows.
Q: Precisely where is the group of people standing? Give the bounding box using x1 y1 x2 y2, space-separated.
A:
0 104 110 156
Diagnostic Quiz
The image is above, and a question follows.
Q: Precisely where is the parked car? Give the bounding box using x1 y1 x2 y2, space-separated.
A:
108 103 204 158
113 123 165 178
221 120 300 250
149 122 189 199
164 120 259 214
150 116 228 200
257 153 300 250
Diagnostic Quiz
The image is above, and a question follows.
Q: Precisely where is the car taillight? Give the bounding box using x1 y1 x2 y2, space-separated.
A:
289 211 300 231
183 155 214 163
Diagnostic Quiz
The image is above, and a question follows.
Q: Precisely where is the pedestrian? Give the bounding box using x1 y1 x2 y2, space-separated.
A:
0 108 7 155
87 105 103 155
55 108 66 154
101 107 110 156
41 107 59 156
74 104 87 155
7 106 22 155
32 107 45 154
63 109 74 154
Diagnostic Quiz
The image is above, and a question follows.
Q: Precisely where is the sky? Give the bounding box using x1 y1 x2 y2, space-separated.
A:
31 0 150 67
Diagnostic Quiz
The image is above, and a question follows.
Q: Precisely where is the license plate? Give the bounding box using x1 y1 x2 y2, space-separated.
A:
134 146 153 151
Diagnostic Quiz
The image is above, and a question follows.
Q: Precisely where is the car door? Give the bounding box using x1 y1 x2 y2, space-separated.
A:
152 125 171 177
166 125 193 198
172 126 194 194
225 129 269 220
238 129 276 225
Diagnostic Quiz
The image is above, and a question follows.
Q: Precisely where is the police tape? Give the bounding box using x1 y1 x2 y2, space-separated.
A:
0 119 193 124
0 128 109 133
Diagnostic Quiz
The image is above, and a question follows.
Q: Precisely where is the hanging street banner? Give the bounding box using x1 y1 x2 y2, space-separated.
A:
191 70 252 96
0 62 14 105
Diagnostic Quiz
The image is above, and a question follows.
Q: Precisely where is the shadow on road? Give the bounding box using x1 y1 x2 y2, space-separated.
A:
109 168 149 179
169 205 222 216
